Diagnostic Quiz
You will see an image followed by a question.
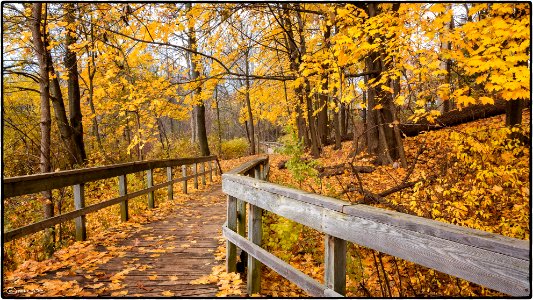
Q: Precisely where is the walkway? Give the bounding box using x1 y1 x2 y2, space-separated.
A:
3 184 227 297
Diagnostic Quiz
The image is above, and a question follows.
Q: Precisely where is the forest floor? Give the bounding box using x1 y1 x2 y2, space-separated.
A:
2 111 529 297
213 110 530 297
2 183 241 297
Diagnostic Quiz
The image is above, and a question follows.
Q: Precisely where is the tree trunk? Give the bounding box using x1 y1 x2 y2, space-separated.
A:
442 14 454 113
364 3 403 165
31 3 54 257
64 3 86 164
340 102 347 137
187 3 210 156
505 99 523 127
38 6 82 168
365 73 379 156
391 78 407 168
245 50 256 155
333 100 342 150
134 110 143 160
215 87 222 156
305 82 320 157
281 4 310 148
195 104 210 156
317 22 331 147
83 13 108 161
295 5 319 157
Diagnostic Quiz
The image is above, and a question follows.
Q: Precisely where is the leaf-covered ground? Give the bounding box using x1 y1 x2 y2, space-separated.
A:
256 111 530 297
3 180 229 297
3 112 529 297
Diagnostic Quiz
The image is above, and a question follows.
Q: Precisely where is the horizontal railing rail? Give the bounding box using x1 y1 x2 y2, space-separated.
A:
3 156 217 198
222 157 530 297
3 156 220 243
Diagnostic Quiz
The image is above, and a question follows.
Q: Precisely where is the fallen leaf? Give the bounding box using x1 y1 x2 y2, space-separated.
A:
86 283 105 289
110 290 128 296
148 275 158 280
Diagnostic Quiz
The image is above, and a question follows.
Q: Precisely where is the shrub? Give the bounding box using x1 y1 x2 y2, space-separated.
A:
221 138 249 159
277 126 319 186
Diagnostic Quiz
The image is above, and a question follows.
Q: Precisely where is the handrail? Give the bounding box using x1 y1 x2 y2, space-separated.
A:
226 156 268 175
222 157 530 297
3 155 217 197
3 156 220 243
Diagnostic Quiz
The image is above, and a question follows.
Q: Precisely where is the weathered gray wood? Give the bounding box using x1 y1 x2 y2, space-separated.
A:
182 165 187 194
4 171 210 242
119 175 128 222
223 174 529 259
221 176 530 296
214 159 219 176
323 209 530 296
73 183 86 241
167 167 173 200
201 162 206 186
226 196 237 273
208 161 213 182
194 163 199 190
342 205 529 261
324 289 344 297
247 203 262 294
226 156 268 175
324 234 346 295
223 226 338 297
254 166 260 180
263 163 270 180
4 182 168 242
223 174 347 212
147 169 154 209
237 200 246 238
3 156 217 198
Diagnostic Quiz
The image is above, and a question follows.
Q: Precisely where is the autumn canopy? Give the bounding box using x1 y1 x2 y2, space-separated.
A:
2 2 530 298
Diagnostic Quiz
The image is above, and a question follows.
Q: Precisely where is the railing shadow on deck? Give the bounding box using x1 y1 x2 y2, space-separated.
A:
3 156 221 243
222 156 530 297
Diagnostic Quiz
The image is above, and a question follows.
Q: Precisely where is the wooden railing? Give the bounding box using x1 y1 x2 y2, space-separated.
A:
3 156 220 243
222 156 530 297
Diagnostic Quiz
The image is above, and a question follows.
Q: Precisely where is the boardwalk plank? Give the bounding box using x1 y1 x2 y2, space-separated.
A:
8 184 227 297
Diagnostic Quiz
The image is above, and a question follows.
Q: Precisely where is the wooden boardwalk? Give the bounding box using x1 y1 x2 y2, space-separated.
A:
7 184 227 297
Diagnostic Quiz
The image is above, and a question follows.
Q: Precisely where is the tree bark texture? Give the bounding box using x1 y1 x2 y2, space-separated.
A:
31 2 54 257
245 50 256 155
363 3 403 165
64 3 87 164
187 3 210 156
400 100 516 137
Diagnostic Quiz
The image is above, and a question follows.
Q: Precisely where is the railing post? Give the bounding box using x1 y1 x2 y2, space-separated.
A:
236 196 247 277
194 163 199 190
147 169 154 208
119 175 128 221
247 203 262 294
226 195 237 273
254 166 260 179
237 200 246 237
324 234 347 295
182 165 187 194
167 166 173 201
73 183 86 241
209 161 213 182
263 162 269 180
201 162 206 186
